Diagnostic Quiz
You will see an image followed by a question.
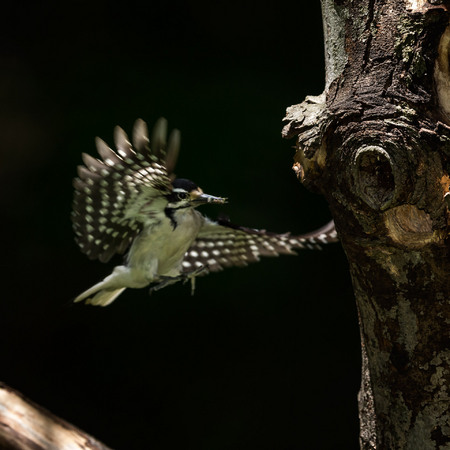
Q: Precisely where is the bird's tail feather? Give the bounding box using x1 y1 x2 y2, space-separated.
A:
86 288 126 306
74 281 126 307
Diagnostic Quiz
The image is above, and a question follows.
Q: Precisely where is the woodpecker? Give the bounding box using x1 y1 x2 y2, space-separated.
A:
72 118 338 306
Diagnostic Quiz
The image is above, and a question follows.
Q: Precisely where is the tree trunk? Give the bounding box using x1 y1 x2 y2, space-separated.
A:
283 1 450 448
0 382 111 450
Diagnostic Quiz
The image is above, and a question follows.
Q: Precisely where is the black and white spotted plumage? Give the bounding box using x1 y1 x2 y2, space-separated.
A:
181 218 338 275
72 119 177 263
72 118 338 306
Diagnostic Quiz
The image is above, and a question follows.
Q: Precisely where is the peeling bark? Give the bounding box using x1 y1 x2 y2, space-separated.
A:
283 1 450 448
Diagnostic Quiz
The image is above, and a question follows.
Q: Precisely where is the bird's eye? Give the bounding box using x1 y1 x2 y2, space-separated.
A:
177 192 189 200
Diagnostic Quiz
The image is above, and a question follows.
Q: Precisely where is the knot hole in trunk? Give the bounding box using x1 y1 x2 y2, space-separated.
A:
352 146 396 210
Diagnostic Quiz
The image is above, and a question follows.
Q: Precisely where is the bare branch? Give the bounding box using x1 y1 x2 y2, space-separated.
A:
0 382 111 450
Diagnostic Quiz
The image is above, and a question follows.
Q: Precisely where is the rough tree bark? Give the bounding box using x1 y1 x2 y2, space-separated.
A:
283 0 450 448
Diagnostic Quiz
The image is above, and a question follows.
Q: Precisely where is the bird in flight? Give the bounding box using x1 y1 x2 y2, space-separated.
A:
72 118 338 306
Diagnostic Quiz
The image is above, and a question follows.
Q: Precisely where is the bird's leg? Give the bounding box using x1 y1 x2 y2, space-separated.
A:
149 276 181 293
183 265 207 280
149 266 207 295
181 265 207 295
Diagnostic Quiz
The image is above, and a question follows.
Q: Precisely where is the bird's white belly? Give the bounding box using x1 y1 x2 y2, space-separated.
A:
126 211 202 284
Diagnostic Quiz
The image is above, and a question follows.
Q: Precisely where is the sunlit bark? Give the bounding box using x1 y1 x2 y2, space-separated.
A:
283 1 450 447
0 382 111 450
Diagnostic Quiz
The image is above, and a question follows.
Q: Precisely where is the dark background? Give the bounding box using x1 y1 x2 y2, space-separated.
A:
1 1 361 449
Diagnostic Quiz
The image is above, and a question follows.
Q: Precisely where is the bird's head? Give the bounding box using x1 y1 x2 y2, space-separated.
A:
166 178 227 210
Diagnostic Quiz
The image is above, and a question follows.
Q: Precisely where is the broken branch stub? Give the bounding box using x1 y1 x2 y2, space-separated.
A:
283 1 450 245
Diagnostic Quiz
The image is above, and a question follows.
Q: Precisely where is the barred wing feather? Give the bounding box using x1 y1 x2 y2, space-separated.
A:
72 118 179 262
182 218 338 274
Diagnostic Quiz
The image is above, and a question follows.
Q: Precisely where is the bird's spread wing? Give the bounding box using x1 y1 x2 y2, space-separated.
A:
72 118 179 262
181 218 338 274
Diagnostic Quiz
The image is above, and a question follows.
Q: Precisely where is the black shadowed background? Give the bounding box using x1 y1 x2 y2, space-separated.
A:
0 2 361 449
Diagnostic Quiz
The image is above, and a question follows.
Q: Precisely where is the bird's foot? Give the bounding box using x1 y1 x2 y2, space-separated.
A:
182 265 207 295
149 266 207 295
